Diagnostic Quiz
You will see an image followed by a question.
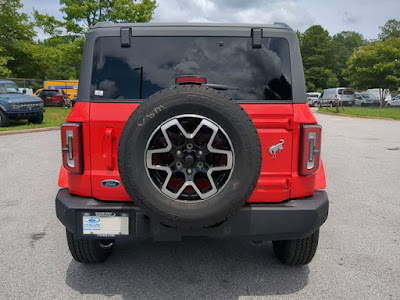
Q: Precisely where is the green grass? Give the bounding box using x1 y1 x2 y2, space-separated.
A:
0 107 72 132
317 106 400 120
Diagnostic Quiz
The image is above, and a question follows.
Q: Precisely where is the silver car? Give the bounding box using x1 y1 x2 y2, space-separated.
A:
386 95 400 107
355 92 380 106
306 92 321 107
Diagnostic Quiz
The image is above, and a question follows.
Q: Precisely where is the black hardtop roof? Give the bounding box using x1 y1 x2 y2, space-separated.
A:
92 21 293 31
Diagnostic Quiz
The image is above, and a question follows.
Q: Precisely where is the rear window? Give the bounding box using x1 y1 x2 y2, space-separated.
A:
339 88 354 95
41 90 59 97
361 93 376 99
90 36 292 101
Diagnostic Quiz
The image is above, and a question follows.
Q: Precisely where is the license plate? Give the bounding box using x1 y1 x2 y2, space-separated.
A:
82 213 129 236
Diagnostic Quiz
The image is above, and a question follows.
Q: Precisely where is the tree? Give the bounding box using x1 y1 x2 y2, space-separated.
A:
0 0 35 77
305 67 338 92
0 46 12 77
379 19 400 40
345 38 400 107
299 25 338 91
331 31 366 86
35 0 157 35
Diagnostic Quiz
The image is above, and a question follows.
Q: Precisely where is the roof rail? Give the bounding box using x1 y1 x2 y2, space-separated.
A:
273 22 292 30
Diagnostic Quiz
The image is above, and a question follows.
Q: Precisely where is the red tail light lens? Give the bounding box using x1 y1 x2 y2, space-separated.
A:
299 124 321 176
61 123 83 174
175 76 207 85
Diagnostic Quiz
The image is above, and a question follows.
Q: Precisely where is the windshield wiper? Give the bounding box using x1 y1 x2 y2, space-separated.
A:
204 83 239 91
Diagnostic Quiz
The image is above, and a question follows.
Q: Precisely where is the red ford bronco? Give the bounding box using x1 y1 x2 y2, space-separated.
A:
56 22 328 265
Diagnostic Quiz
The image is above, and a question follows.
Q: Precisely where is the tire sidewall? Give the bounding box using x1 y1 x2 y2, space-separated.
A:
118 86 261 226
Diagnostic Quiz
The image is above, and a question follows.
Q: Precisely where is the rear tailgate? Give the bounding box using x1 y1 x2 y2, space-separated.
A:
89 102 294 203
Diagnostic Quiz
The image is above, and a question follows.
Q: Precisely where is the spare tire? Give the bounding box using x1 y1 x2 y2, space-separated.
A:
118 85 261 228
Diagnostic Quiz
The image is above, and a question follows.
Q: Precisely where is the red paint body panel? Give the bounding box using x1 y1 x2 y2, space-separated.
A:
61 101 325 203
315 161 327 190
58 166 68 188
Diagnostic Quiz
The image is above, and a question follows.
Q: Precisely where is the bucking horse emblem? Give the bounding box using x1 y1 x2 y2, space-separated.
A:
269 139 285 159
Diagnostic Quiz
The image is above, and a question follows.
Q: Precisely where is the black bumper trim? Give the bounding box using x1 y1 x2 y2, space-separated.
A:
56 188 329 241
7 110 43 119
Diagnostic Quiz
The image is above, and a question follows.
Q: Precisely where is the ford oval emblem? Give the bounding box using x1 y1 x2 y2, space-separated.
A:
101 179 120 188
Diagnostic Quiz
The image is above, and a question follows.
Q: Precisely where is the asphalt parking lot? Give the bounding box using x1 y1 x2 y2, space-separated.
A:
0 113 399 300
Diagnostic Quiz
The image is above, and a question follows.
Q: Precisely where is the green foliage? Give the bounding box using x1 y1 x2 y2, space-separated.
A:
299 25 338 91
0 0 35 44
0 0 35 78
58 0 157 34
379 19 400 40
331 31 366 86
33 10 65 36
0 46 12 77
345 37 400 106
305 67 339 92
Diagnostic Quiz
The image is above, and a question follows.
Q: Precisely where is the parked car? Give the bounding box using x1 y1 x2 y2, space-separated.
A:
366 88 392 102
0 80 44 127
306 92 321 107
56 22 329 266
386 95 400 107
319 87 355 107
355 92 380 106
38 89 70 107
44 80 78 101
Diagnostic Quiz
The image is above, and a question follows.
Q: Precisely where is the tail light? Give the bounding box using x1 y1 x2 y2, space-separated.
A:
175 76 207 85
299 124 321 176
61 123 83 174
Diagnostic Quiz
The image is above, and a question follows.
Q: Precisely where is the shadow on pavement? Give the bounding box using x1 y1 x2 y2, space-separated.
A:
66 238 309 299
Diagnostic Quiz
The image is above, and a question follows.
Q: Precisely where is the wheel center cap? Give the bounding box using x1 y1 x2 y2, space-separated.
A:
183 154 195 168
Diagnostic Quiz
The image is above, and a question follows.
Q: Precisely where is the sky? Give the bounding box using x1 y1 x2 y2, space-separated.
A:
21 0 400 40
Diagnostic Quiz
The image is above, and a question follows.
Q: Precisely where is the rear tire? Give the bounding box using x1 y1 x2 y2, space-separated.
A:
272 230 319 266
66 230 114 263
0 110 10 127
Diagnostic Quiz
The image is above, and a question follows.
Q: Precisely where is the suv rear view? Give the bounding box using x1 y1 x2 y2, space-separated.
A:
39 89 69 107
56 23 329 265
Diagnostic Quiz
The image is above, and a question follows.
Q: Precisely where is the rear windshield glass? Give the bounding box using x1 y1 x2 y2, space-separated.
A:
341 89 354 95
90 36 292 101
41 90 58 96
361 93 376 99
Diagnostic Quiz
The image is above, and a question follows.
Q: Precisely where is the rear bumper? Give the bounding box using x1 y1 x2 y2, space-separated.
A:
56 188 329 241
44 100 63 106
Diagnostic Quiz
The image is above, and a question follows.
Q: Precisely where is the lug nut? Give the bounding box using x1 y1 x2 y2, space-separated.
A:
198 150 203 156
187 169 192 175
186 143 193 150
176 162 182 168
197 162 204 168
176 150 182 157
